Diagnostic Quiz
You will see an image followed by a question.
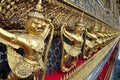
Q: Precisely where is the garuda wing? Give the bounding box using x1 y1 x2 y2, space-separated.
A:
7 45 22 74
7 46 33 78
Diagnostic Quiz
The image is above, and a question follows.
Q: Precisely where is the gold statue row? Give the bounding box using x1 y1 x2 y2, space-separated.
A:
0 0 120 80
60 17 120 72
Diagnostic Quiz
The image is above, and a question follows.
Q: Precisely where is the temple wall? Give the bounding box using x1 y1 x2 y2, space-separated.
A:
61 0 119 29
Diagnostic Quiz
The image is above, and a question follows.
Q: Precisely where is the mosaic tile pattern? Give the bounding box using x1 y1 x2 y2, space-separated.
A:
45 36 62 74
112 59 120 80
108 44 120 80
0 43 10 79
112 45 120 80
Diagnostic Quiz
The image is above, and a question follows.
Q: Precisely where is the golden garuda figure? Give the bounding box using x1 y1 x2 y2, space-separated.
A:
84 21 102 57
60 22 85 72
97 24 108 48
0 0 54 80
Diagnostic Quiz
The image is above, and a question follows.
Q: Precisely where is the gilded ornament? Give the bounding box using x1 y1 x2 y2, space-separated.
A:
0 0 54 80
60 22 85 72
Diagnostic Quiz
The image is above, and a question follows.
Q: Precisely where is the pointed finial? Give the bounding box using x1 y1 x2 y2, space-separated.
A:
80 12 84 23
27 0 45 19
34 0 42 11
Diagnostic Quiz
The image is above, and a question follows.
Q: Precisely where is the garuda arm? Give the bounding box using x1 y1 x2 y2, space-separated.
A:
62 24 83 42
0 27 33 57
0 27 34 78
85 29 101 48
